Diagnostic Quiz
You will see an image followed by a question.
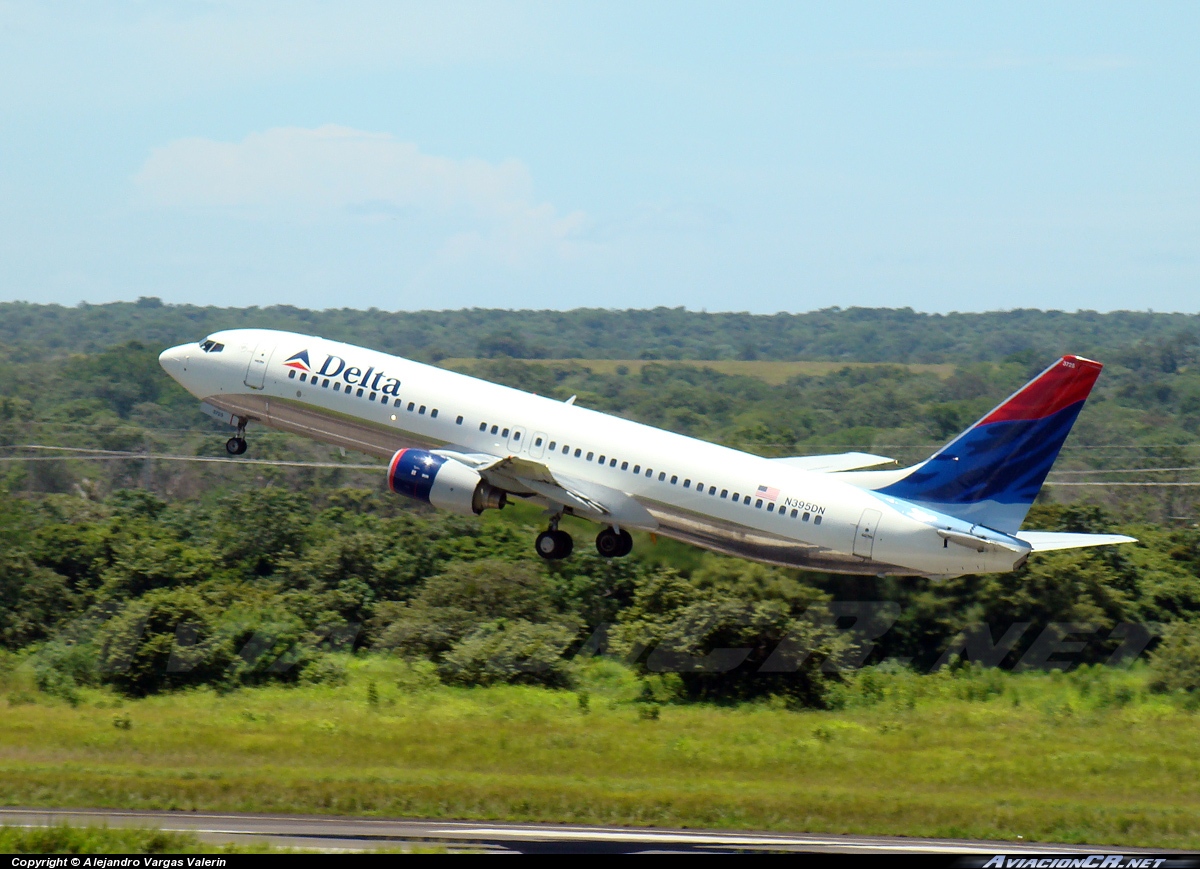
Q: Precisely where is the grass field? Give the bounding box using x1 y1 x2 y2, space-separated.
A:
0 824 230 854
439 358 957 385
1 657 1197 850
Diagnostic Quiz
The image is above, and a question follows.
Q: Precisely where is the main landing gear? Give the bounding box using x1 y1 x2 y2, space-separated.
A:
534 516 633 561
225 418 248 456
535 528 574 560
595 527 633 558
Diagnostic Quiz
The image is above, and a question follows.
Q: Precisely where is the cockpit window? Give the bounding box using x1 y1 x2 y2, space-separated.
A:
199 340 224 353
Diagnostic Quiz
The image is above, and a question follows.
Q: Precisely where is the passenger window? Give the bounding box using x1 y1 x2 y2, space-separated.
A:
621 461 628 471
356 388 364 397
502 428 510 437
513 431 520 440
408 402 416 411
646 468 652 477
791 509 798 518
394 398 402 407
610 458 617 467
492 425 499 434
574 448 581 457
586 452 594 461
709 486 717 495
288 370 296 379
334 382 341 391
744 496 751 505
419 406 426 414
480 422 487 431
670 475 678 484
767 503 774 512
683 480 691 488
431 409 438 418
299 373 307 382
633 465 640 474
598 455 605 464
548 441 556 451
658 472 666 481
755 499 762 508
733 493 740 501
322 379 330 387
814 515 822 525
721 490 728 498
368 393 375 401
802 512 810 522
456 415 463 425
535 437 543 447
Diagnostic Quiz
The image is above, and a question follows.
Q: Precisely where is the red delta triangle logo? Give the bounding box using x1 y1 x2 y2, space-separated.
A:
283 350 312 373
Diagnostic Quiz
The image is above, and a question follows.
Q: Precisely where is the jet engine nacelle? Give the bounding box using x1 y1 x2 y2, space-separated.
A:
387 449 506 516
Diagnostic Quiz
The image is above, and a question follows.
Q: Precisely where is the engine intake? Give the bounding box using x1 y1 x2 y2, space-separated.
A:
387 449 507 516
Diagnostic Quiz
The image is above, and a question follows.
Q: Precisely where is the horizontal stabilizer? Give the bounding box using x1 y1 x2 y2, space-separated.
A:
1015 531 1137 552
937 528 1028 555
771 452 895 473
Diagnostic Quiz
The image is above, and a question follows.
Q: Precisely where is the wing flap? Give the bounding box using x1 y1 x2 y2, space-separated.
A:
439 451 658 530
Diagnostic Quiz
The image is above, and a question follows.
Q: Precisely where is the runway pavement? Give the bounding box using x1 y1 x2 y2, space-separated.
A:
0 807 1186 854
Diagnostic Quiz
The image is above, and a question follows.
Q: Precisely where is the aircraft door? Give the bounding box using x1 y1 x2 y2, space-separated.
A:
506 425 527 454
244 343 276 390
853 508 882 559
528 431 548 459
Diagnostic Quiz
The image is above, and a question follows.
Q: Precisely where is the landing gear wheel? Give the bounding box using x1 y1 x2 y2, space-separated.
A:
596 527 633 558
226 437 247 456
535 529 574 560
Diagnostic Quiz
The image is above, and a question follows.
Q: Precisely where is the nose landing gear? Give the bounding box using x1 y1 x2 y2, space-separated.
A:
225 418 248 455
596 527 633 558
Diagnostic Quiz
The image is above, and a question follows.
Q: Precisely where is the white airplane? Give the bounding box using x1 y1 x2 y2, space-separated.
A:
158 329 1134 577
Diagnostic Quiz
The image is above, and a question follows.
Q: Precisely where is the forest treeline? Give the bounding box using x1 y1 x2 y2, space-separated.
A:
0 305 1198 704
2 299 1200 364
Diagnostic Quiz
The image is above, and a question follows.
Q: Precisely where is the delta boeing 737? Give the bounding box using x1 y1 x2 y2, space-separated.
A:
158 330 1134 577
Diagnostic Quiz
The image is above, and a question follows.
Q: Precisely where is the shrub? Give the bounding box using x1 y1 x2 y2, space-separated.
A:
610 567 851 706
1148 620 1200 694
438 619 577 688
28 640 98 704
298 656 349 686
95 589 235 696
372 559 562 657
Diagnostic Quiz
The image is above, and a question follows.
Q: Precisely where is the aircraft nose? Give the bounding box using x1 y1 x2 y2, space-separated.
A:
158 344 189 380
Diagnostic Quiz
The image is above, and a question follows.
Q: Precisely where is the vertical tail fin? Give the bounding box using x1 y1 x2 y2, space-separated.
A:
870 356 1102 533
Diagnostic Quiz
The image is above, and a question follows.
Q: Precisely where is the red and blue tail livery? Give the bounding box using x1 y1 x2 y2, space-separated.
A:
874 356 1102 533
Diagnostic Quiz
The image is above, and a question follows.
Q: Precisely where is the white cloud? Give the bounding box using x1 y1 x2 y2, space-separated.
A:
0 1 559 111
135 125 587 267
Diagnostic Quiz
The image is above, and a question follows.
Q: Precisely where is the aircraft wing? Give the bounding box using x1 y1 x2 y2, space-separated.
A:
434 451 658 530
1015 531 1138 552
770 452 896 472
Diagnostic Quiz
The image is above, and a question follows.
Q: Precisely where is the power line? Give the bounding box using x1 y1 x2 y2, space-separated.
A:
1048 467 1200 475
0 455 381 469
2 449 1198 485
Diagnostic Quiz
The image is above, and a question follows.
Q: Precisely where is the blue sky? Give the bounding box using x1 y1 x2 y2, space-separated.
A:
1 1 1197 313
